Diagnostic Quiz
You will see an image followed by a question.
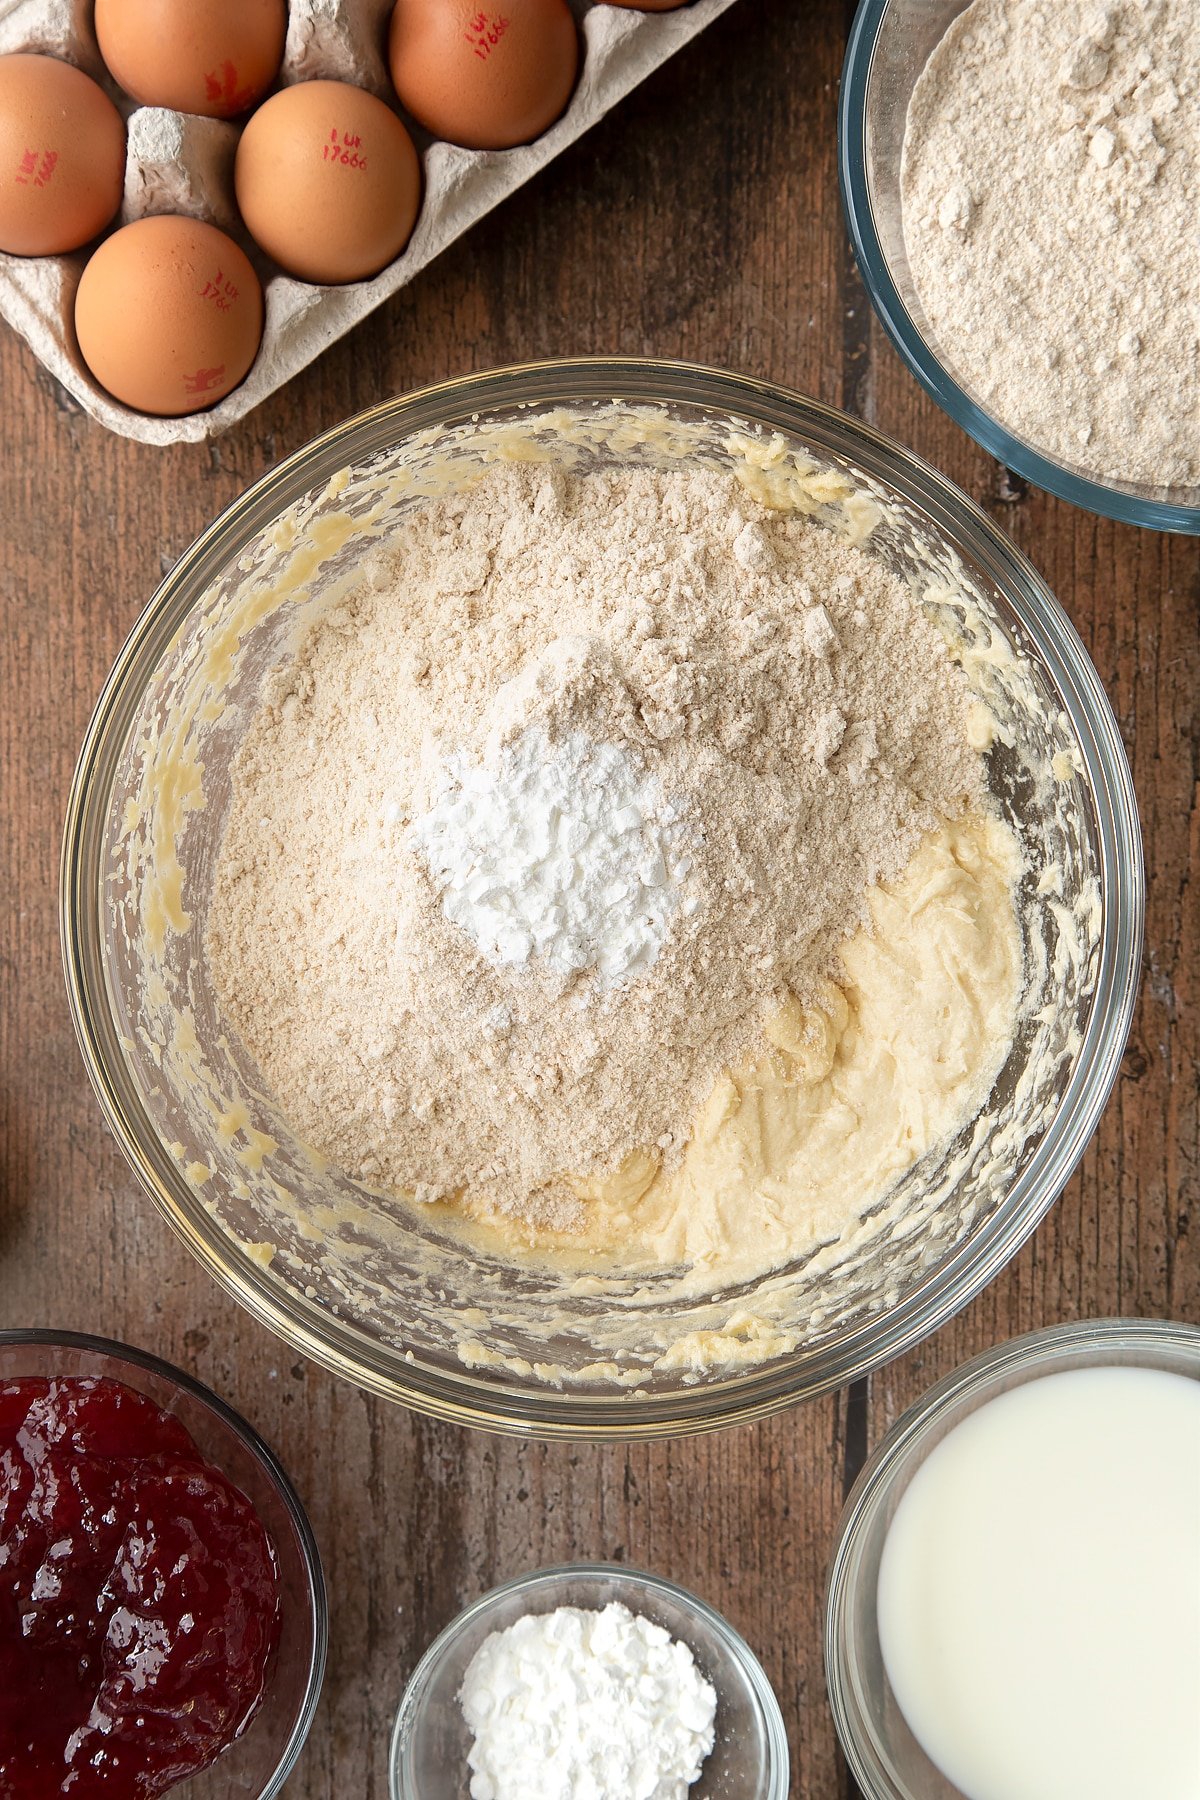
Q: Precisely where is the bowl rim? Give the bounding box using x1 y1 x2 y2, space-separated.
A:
0 1325 328 1800
838 0 1200 536
823 1315 1200 1799
60 355 1144 1439
388 1558 790 1800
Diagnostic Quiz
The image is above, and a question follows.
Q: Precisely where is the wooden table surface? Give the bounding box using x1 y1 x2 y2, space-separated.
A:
2 3 1196 1794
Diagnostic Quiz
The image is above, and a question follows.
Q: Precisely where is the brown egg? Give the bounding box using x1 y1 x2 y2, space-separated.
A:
0 54 125 256
94 0 286 118
235 80 421 285
388 0 578 151
74 215 263 414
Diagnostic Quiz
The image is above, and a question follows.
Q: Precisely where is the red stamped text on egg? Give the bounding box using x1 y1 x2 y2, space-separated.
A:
204 61 257 115
465 13 510 59
15 148 58 189
322 128 368 170
200 267 240 311
184 364 228 395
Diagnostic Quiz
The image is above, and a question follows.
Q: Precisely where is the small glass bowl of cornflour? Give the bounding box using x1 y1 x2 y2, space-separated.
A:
840 0 1200 533
61 359 1142 1437
389 1563 789 1800
824 1318 1200 1800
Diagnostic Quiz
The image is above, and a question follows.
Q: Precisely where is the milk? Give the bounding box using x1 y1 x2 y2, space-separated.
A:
876 1365 1200 1800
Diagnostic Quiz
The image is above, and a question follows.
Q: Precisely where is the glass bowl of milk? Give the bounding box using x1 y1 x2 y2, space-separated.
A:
824 1317 1200 1800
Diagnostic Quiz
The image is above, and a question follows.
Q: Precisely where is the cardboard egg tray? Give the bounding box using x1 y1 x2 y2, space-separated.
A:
0 0 739 443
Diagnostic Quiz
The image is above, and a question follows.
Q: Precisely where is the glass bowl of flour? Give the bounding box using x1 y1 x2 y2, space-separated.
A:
62 359 1141 1436
389 1563 788 1800
840 0 1200 533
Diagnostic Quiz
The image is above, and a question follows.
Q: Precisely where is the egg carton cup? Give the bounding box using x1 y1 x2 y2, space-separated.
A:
0 0 739 443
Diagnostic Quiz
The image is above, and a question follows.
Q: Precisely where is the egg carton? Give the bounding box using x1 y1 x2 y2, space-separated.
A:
0 0 739 443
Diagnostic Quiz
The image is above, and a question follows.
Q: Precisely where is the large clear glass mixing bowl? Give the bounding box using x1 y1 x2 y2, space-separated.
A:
61 359 1142 1438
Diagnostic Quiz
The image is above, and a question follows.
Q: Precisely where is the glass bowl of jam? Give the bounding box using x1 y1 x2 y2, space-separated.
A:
0 1329 326 1799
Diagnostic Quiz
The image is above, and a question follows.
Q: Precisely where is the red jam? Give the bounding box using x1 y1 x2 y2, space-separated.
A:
0 1375 281 1798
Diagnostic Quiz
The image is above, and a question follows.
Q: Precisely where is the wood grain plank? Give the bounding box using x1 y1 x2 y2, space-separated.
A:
0 3 1194 1795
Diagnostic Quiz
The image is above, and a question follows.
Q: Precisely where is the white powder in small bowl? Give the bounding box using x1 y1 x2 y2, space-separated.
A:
459 1601 717 1800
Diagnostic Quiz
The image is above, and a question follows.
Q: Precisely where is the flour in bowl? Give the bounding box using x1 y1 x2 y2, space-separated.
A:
205 460 1021 1266
901 0 1198 492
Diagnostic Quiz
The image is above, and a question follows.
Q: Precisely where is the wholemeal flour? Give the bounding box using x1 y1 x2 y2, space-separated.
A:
206 463 988 1230
902 0 1198 492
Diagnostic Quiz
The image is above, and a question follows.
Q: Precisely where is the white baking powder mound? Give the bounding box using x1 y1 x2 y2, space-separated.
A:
409 725 695 988
459 1602 718 1800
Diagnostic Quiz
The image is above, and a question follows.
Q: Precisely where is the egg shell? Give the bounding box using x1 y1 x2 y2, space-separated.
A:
235 79 421 285
0 53 125 255
388 0 579 152
94 0 287 119
74 214 263 414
